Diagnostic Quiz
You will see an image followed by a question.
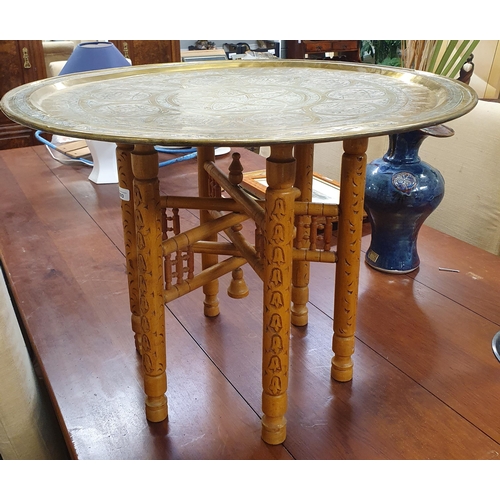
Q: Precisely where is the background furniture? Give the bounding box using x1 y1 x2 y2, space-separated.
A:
0 40 181 150
42 40 78 75
285 40 360 61
181 49 227 62
109 40 180 65
222 42 252 59
0 40 47 150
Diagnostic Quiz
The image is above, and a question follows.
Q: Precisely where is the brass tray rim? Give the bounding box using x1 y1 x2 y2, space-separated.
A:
0 59 478 147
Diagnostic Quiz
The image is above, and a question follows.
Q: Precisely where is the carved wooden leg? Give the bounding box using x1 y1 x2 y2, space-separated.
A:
331 138 368 382
131 144 167 422
261 144 296 445
116 143 143 354
291 143 314 327
227 153 249 299
197 146 220 317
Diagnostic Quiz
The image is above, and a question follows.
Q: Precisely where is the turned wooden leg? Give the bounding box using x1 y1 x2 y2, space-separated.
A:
331 138 368 382
291 143 314 327
116 143 143 354
131 144 167 422
197 146 220 317
261 144 296 445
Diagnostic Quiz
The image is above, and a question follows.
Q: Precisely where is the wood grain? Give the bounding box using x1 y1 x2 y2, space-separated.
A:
0 144 499 459
0 40 47 150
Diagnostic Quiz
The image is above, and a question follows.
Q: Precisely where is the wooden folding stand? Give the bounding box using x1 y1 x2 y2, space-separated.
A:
117 139 366 444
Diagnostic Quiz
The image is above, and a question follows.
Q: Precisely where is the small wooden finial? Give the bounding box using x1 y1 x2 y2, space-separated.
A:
227 267 249 299
228 152 243 185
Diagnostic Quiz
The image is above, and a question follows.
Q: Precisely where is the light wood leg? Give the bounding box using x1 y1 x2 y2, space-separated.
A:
197 146 220 317
291 143 314 327
131 144 167 422
331 138 368 382
116 143 143 354
261 144 296 445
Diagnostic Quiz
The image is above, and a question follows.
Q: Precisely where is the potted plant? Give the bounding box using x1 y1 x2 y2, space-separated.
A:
401 40 479 79
361 40 401 66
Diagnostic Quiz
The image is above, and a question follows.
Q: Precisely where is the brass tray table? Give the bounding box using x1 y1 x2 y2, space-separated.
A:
1 60 477 444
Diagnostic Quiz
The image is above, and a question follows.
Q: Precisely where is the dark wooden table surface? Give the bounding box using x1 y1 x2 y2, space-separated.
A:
0 145 499 460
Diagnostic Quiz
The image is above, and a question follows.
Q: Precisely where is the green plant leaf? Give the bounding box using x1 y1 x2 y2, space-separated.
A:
402 40 479 81
441 40 471 76
434 41 459 75
372 40 401 64
381 57 401 67
426 40 443 73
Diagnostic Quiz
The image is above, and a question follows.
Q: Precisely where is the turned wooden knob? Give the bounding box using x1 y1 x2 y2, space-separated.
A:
228 152 243 185
227 267 249 299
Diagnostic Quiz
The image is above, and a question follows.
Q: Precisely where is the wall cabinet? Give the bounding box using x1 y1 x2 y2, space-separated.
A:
0 40 47 150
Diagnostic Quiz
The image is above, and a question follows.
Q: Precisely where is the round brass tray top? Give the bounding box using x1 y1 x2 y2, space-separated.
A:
0 60 478 147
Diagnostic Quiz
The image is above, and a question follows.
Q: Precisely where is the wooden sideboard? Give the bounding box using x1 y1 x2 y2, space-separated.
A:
0 41 47 150
0 40 181 151
285 40 360 62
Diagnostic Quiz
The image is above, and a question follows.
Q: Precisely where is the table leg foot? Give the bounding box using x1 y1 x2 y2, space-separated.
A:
145 395 168 423
203 287 220 317
331 357 354 382
261 417 287 445
291 313 308 327
143 357 168 422
332 329 355 382
204 306 220 317
261 392 287 444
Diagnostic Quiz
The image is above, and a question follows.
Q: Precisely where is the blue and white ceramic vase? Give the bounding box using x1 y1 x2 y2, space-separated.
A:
364 124 453 273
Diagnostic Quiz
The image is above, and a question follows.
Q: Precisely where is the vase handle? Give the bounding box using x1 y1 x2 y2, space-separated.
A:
420 124 455 138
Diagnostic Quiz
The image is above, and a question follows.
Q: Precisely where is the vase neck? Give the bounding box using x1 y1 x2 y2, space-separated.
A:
383 130 428 164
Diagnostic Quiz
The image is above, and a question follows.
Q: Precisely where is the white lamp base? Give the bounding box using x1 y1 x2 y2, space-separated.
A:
86 140 118 184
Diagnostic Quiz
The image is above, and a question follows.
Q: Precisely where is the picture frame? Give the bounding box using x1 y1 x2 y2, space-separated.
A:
241 169 341 204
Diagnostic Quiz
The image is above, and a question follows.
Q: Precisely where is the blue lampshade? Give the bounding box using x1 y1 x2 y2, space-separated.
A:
59 41 130 75
53 41 131 185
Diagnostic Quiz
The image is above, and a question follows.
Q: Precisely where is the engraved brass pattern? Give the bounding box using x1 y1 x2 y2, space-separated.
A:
1 60 477 146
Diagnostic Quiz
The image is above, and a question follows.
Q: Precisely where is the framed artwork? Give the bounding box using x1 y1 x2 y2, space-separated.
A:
241 169 341 204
